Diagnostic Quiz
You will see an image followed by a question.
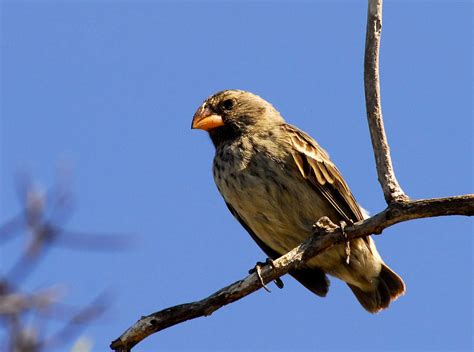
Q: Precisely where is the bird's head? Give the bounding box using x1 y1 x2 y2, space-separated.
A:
191 90 284 146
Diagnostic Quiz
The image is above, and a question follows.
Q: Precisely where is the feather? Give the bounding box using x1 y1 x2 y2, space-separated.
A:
306 157 326 185
291 151 307 178
283 124 364 222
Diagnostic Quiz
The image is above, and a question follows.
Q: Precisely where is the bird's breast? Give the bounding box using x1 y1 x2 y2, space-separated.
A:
213 142 330 255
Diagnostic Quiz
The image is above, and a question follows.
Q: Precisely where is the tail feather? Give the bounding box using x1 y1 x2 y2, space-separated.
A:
348 264 406 313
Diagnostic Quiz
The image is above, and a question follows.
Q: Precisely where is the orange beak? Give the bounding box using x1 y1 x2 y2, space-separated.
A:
191 105 224 131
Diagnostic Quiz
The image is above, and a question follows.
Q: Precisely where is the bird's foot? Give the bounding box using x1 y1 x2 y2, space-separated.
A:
312 217 338 233
340 221 351 264
248 258 274 274
264 258 284 289
273 277 284 289
248 258 284 291
250 261 271 293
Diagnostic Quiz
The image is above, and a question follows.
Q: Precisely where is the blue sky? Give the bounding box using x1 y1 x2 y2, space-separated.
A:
1 1 472 351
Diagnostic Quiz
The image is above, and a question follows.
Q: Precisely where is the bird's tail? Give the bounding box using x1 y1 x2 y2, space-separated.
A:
348 264 406 313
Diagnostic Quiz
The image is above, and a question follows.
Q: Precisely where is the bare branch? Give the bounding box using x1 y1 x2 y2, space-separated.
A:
110 195 474 351
42 292 109 350
1 175 122 351
110 1 472 350
364 0 407 203
0 287 63 316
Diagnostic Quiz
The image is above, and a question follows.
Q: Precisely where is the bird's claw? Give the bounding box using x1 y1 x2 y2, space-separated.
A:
274 277 284 289
248 258 283 292
340 221 351 264
253 262 271 293
264 257 275 267
248 260 267 274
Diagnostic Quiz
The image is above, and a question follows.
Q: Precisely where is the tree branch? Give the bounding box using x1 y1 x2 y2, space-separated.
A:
110 0 473 350
364 0 407 203
110 195 473 351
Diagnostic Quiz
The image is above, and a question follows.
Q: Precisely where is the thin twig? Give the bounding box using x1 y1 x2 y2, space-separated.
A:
0 176 120 351
364 0 407 203
42 292 109 350
110 195 474 351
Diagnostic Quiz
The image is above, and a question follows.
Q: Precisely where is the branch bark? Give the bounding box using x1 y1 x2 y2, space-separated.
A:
110 0 473 350
110 195 473 351
364 0 407 203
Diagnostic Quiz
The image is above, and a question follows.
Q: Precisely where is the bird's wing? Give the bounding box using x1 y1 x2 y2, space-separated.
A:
224 201 281 259
282 124 365 223
225 201 330 297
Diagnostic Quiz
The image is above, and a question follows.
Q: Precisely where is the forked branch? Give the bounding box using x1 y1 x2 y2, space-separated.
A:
110 0 473 350
364 0 407 203
110 196 473 351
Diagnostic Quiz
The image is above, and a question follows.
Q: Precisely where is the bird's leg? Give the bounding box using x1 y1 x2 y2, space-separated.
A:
264 258 284 289
249 261 271 293
340 221 350 264
248 258 284 292
248 260 267 274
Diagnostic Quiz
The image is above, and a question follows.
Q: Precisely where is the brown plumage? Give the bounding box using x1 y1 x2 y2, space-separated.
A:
192 89 405 313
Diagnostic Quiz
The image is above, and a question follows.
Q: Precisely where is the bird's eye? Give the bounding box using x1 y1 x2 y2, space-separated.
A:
221 99 234 111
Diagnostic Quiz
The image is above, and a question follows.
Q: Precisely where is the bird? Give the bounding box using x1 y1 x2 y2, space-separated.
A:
191 89 405 313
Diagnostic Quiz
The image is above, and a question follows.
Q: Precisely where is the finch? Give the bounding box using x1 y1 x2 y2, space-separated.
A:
192 90 405 313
